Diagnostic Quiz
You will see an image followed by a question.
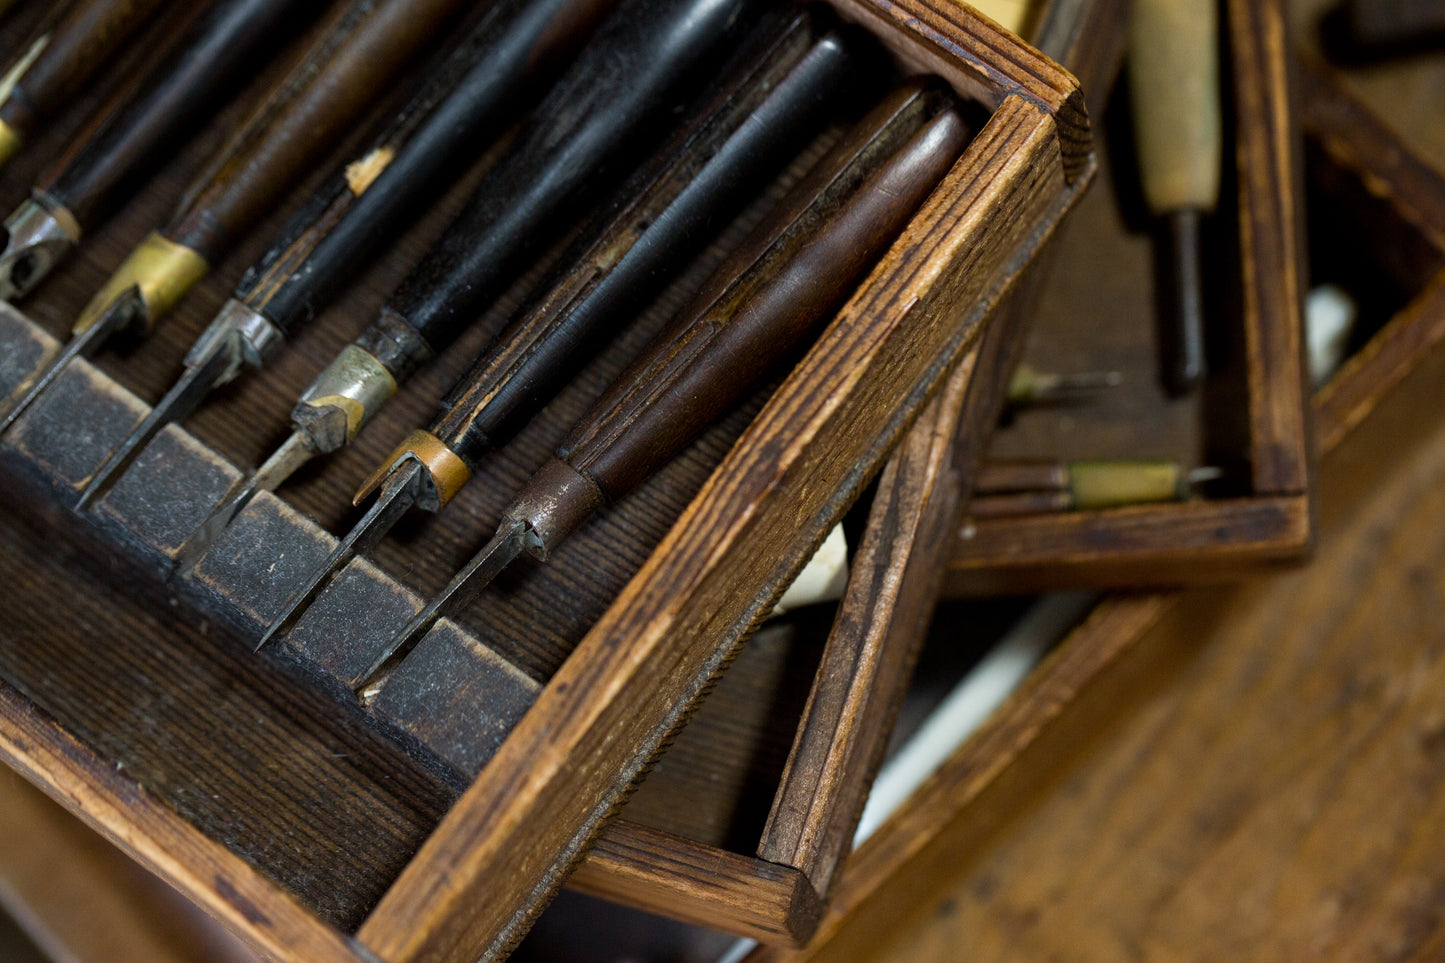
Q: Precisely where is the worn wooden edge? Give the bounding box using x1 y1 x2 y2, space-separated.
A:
943 0 1315 590
757 351 974 892
826 0 1091 182
570 820 824 946
0 680 375 963
946 495 1312 596
355 93 1086 963
1229 0 1313 496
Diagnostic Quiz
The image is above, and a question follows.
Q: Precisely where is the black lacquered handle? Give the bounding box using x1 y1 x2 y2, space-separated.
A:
561 88 969 506
433 20 864 466
381 0 761 363
44 0 323 229
240 0 622 337
161 0 469 264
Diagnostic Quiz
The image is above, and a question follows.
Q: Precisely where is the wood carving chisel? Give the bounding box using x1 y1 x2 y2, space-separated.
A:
76 0 624 508
178 0 764 571
1129 0 1221 395
969 458 1221 517
1006 363 1122 407
0 0 171 166
0 0 330 304
0 0 472 437
354 84 972 696
259 21 858 642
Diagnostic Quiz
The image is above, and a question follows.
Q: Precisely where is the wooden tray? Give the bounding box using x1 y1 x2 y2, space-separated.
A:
945 0 1316 595
0 2 1093 960
740 7 1445 957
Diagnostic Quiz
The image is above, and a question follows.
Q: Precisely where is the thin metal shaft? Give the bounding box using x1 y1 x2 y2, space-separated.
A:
356 519 526 699
256 460 426 651
0 302 130 435
173 430 314 572
77 338 237 508
1164 208 1206 396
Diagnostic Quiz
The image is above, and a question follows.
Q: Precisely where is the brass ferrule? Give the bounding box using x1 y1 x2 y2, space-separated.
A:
0 120 20 167
354 430 473 510
1068 460 1186 510
73 233 209 335
292 345 397 454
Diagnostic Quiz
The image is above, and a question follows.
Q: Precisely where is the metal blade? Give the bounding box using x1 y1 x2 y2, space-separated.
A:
0 301 131 436
255 461 426 652
77 338 238 509
355 519 527 700
173 430 315 574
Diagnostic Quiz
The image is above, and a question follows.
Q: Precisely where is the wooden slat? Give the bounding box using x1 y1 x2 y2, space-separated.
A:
947 495 1313 596
571 821 823 945
356 95 1082 963
1229 0 1312 495
0 685 370 963
758 350 975 892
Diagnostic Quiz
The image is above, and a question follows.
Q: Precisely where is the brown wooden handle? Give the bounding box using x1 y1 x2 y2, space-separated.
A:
973 459 1070 494
0 0 167 142
163 0 469 262
507 84 972 550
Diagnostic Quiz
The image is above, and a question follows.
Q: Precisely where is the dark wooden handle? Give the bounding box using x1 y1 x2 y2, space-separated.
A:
433 18 859 466
512 86 969 546
240 0 621 338
162 0 469 262
0 0 167 138
42 0 323 229
973 460 1070 494
967 491 1074 517
380 0 761 361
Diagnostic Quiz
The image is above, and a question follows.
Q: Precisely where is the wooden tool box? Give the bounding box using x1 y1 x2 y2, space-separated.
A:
947 0 1317 595
740 2 1445 956
0 2 1093 959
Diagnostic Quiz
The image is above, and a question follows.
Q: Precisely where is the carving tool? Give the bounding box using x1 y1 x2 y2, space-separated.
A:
0 0 472 437
1129 0 1221 395
1006 363 1122 407
259 22 857 639
76 0 625 509
969 458 1222 517
0 0 329 305
180 0 764 571
0 0 171 166
354 85 972 696
1335 0 1445 56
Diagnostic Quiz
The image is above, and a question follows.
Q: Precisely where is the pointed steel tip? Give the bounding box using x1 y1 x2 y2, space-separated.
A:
353 520 528 698
0 306 128 437
1188 466 1224 485
77 338 239 511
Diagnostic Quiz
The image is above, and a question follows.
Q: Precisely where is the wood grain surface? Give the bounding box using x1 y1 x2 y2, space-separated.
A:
786 256 1445 963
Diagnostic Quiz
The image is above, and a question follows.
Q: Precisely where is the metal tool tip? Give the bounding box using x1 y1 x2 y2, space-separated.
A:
353 519 528 697
1187 466 1224 486
78 340 239 510
0 307 129 436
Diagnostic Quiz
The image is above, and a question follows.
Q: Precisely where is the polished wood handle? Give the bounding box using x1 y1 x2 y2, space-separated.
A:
508 86 970 549
43 0 322 229
236 0 621 337
162 0 470 262
432 16 857 467
382 0 760 361
0 0 168 146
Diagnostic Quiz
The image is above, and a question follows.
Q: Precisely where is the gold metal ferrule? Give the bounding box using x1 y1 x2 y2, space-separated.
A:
0 119 22 168
74 233 209 335
355 430 473 509
1068 459 1185 510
